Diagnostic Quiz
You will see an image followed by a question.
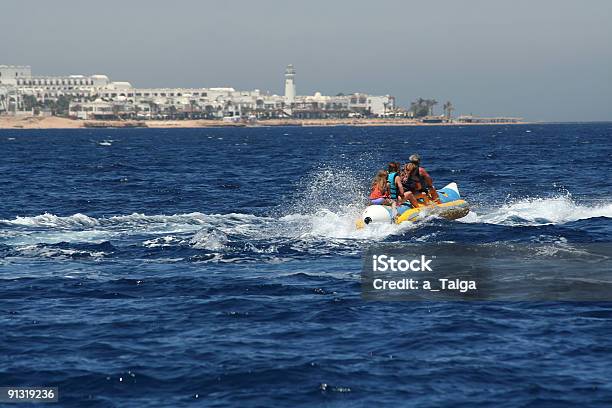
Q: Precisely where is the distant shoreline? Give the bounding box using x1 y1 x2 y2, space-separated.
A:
0 115 530 130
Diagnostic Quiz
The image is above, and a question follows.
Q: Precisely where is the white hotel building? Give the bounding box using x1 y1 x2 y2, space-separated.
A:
0 64 396 119
0 65 112 98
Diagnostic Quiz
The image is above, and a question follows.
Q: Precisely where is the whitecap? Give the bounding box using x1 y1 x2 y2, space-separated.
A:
460 196 612 226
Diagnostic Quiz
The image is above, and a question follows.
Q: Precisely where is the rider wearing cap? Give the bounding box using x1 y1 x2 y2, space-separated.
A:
401 154 441 207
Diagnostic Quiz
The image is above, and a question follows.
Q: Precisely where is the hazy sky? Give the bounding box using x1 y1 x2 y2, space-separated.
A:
2 0 611 121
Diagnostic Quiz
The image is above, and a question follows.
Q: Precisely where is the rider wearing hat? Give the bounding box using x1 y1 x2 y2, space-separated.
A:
400 154 441 207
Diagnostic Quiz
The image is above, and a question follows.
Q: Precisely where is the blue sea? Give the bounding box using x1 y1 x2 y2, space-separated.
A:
1 123 612 407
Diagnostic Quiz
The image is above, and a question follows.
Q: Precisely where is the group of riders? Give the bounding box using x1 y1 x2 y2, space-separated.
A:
369 154 440 208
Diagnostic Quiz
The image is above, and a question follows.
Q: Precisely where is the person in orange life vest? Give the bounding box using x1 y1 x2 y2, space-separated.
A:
369 170 394 205
400 154 441 208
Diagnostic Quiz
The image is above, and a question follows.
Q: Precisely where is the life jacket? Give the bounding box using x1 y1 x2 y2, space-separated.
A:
387 172 398 199
402 167 428 193
369 183 389 200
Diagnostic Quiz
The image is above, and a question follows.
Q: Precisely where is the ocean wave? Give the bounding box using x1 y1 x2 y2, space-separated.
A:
0 208 398 265
462 195 612 226
10 243 112 260
4 213 100 229
189 228 228 250
1 212 209 230
1 193 611 264
2 196 611 252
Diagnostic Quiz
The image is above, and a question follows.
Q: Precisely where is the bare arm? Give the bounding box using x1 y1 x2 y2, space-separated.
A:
420 168 440 202
395 175 405 197
420 168 434 188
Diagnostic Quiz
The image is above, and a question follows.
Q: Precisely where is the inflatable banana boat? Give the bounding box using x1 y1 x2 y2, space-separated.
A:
356 182 469 228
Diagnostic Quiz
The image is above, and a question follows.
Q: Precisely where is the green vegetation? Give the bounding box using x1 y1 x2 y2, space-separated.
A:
22 95 38 112
55 95 73 116
410 98 438 118
443 101 454 119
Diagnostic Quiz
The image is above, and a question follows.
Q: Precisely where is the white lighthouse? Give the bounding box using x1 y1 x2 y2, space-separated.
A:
284 64 296 104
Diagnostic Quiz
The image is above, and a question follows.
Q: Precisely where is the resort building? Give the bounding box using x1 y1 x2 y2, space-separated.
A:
0 64 397 120
1 65 112 99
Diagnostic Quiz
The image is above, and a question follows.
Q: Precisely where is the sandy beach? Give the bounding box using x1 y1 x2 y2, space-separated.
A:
0 115 527 130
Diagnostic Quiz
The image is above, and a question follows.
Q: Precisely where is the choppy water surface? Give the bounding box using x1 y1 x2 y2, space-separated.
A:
1 124 612 407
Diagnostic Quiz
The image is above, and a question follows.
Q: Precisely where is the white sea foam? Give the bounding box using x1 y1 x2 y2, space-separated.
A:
278 209 413 241
142 235 183 248
6 212 100 229
1 194 610 252
461 196 612 226
13 244 108 260
0 165 408 249
2 197 610 244
189 228 228 250
275 163 412 241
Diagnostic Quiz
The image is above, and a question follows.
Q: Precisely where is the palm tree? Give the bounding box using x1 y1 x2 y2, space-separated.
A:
112 103 121 119
224 100 234 117
428 99 438 116
148 101 158 117
410 98 431 118
56 95 73 116
133 102 140 120
23 95 38 112
204 104 215 119
189 100 199 119
443 101 454 120
44 99 57 115
409 101 418 116
168 105 178 119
